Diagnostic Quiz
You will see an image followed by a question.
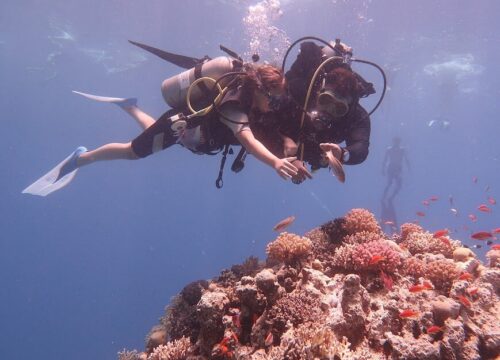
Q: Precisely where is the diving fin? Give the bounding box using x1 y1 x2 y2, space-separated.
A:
128 40 209 69
22 147 87 197
72 90 137 108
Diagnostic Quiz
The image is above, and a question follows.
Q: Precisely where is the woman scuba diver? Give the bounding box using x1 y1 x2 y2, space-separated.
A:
23 63 298 196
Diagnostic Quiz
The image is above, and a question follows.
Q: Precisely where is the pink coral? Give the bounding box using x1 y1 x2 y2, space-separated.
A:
333 240 403 273
400 222 423 242
343 230 383 245
147 337 191 360
266 232 312 265
402 256 427 279
427 259 460 293
343 208 382 236
402 231 454 257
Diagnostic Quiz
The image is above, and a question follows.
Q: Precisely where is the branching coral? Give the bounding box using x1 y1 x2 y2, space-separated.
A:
401 256 427 279
402 231 454 257
118 349 141 360
343 208 382 236
266 232 312 265
147 337 191 360
427 259 460 293
400 222 424 242
343 230 384 245
332 240 403 273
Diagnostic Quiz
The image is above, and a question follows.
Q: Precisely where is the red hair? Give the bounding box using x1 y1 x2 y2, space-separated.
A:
243 64 284 92
325 67 359 98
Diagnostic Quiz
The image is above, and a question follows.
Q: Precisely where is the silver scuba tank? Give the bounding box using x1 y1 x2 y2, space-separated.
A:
321 40 353 62
161 56 237 109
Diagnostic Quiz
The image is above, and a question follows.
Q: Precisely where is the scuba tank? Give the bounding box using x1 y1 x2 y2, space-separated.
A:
161 56 241 109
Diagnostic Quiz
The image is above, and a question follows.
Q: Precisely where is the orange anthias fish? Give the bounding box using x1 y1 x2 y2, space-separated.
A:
409 284 428 293
380 270 393 290
422 200 430 206
457 295 472 308
492 244 500 250
492 228 500 234
416 211 426 217
369 255 386 265
433 229 449 238
264 332 274 347
429 196 439 202
427 325 444 334
488 196 496 205
273 216 295 232
478 204 492 213
472 176 478 184
422 280 434 290
468 214 478 222
471 231 493 240
458 272 473 281
399 309 420 318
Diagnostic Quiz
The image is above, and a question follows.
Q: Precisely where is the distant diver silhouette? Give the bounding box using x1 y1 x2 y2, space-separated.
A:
382 136 410 201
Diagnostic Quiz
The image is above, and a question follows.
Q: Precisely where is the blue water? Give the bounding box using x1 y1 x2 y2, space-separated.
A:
1 1 499 359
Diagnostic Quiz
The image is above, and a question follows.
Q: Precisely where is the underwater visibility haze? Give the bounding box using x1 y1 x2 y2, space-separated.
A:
1 1 499 359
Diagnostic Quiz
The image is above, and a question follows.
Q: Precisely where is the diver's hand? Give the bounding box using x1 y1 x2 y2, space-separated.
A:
273 157 298 180
291 159 313 184
282 136 298 157
319 143 342 161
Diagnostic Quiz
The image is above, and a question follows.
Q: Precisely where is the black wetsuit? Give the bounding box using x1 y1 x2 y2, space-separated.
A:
278 41 371 169
131 86 253 158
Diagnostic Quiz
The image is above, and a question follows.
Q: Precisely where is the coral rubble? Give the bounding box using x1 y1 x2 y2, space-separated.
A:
118 209 500 360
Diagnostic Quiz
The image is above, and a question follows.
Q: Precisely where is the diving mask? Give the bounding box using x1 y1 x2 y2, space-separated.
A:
264 91 285 112
317 89 350 118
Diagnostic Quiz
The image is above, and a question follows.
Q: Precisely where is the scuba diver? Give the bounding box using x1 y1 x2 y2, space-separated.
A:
382 136 410 200
267 39 384 184
22 60 298 196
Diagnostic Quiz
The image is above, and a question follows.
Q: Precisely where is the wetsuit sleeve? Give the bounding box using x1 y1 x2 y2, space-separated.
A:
217 103 251 134
344 106 370 165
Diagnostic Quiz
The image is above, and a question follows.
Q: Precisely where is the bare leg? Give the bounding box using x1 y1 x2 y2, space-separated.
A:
121 105 156 130
77 142 138 167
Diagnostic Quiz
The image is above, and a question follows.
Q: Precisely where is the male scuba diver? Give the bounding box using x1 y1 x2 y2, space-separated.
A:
382 136 410 201
22 61 298 196
271 39 382 184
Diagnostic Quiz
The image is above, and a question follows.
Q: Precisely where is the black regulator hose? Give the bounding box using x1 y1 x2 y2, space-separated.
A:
353 58 387 117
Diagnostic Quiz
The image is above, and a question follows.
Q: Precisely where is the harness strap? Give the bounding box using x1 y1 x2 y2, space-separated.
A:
215 144 231 188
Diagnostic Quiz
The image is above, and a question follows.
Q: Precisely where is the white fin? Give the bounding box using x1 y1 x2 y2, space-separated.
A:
22 153 78 196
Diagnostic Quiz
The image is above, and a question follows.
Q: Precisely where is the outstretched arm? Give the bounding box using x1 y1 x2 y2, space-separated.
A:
219 105 298 180
236 130 297 180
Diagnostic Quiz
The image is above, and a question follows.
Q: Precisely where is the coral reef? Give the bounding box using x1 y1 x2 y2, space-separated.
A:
265 232 312 266
118 209 500 360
